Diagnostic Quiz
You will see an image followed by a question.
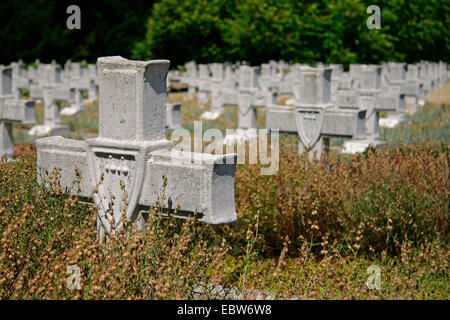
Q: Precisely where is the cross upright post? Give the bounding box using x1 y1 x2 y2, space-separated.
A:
29 63 71 137
267 66 366 160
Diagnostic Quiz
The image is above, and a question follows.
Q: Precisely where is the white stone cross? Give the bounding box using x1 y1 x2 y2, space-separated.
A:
28 64 71 137
36 56 237 238
60 62 90 116
266 67 366 160
197 64 211 103
338 65 397 153
378 62 407 128
0 66 36 161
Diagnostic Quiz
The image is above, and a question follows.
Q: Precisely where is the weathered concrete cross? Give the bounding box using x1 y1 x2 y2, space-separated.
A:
36 56 237 238
337 65 397 153
60 61 91 116
266 66 366 160
28 64 72 137
378 63 407 128
206 65 276 122
0 66 36 160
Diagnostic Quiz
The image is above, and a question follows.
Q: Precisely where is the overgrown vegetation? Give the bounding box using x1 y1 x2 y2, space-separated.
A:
2 84 449 299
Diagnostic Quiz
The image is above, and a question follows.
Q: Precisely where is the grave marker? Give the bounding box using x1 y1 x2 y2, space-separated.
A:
267 67 366 160
28 64 72 137
36 56 237 238
0 66 36 160
339 65 397 153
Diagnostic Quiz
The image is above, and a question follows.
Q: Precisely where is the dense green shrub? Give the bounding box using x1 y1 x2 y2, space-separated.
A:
133 0 449 66
0 0 155 64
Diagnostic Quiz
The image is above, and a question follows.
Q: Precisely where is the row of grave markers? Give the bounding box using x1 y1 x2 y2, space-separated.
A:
2 59 448 162
2 58 448 162
173 60 448 160
0 56 447 237
0 59 183 159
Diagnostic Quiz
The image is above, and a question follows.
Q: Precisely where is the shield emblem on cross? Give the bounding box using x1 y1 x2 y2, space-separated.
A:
211 84 223 111
357 91 378 118
238 93 253 116
87 142 147 235
294 108 325 150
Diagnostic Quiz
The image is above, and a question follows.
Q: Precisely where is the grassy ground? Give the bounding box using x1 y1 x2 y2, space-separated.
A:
2 81 449 300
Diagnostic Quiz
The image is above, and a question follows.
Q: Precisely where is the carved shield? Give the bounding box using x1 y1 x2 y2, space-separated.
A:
238 93 253 116
210 83 223 112
294 108 325 150
357 92 378 118
87 144 147 235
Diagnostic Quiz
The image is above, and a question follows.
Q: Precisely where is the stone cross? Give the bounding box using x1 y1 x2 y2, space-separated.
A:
10 61 29 99
378 63 407 128
338 65 397 153
438 61 448 85
197 64 211 103
183 61 199 95
208 63 226 118
203 66 277 141
329 64 343 103
0 66 35 160
60 62 90 116
165 99 181 130
223 64 237 90
402 64 425 113
36 56 237 238
235 66 276 131
28 64 72 137
259 64 278 92
266 67 366 160
87 64 99 102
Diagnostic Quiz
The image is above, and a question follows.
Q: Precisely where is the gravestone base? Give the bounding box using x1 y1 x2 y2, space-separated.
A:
404 96 419 115
28 124 69 137
378 114 406 128
200 110 222 120
342 139 386 154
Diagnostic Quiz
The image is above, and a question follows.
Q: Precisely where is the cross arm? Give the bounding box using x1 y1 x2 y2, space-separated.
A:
140 150 237 225
266 105 366 138
1 99 35 124
36 136 92 197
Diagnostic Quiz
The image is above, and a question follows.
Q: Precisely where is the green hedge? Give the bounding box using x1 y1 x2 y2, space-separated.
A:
133 0 449 67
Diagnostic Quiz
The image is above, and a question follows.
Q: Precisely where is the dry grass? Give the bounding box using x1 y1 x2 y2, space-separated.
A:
2 81 449 300
426 81 450 107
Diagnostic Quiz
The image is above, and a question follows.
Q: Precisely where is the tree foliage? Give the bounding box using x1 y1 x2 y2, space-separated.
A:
0 0 448 67
133 0 449 67
0 0 154 64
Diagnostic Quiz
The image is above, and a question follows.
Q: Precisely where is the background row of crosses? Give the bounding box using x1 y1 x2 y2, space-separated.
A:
2 58 447 162
178 62 434 160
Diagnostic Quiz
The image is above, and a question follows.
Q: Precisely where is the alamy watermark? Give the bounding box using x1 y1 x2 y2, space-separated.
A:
366 265 382 290
366 5 381 29
66 265 82 290
66 5 81 30
169 121 279 175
